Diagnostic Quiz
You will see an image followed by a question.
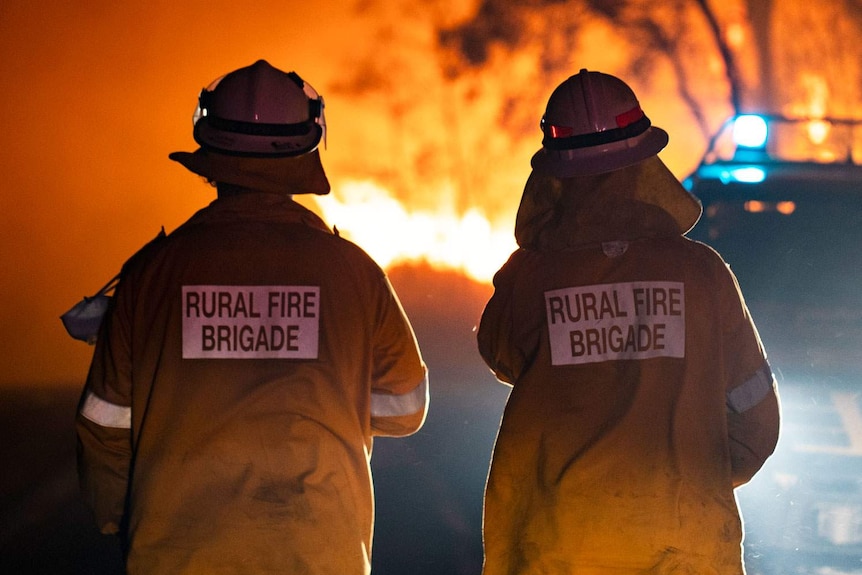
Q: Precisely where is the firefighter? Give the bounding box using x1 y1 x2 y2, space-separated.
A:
477 69 780 574
76 60 428 574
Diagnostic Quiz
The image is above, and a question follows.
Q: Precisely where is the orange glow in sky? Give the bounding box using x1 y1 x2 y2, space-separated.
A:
0 0 733 386
1 0 808 386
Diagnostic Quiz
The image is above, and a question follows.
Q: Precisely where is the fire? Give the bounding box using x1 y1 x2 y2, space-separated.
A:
6 0 861 390
794 73 831 147
312 180 517 283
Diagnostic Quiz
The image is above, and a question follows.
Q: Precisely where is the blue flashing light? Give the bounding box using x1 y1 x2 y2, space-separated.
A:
732 115 768 149
726 166 766 183
693 163 767 185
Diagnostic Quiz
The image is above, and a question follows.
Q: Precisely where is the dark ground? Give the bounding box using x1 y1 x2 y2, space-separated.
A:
0 385 126 574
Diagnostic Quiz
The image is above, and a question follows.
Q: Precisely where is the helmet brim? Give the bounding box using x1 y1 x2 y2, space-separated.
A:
169 148 330 195
531 126 669 177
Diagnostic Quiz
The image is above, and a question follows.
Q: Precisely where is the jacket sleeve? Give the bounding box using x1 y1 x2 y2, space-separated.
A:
717 262 781 487
726 364 780 487
77 404 131 535
477 249 542 385
75 283 133 534
369 276 428 437
75 229 167 533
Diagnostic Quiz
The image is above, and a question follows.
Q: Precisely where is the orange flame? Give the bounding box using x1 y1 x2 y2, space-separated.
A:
313 180 517 283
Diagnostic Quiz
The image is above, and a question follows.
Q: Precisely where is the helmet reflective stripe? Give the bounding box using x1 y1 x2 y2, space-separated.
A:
548 124 574 138
200 113 316 138
531 69 668 177
191 60 325 157
542 106 651 150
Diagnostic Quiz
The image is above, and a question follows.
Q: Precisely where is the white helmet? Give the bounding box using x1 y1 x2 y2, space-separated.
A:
192 60 325 157
531 69 668 177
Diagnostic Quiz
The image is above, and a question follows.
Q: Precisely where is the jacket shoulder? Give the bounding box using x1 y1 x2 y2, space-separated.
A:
673 236 733 271
119 227 168 276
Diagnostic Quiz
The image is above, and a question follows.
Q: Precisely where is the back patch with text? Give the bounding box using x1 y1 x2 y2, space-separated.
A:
545 281 685 366
182 285 320 359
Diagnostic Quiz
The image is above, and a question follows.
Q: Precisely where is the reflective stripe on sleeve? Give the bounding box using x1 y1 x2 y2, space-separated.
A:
371 374 429 418
80 390 132 429
726 363 775 414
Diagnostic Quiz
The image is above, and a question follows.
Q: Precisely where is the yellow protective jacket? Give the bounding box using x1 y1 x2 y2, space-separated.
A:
76 192 428 575
477 166 780 575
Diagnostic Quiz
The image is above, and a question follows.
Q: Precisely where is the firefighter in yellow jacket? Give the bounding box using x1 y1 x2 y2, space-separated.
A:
76 60 428 575
477 70 780 574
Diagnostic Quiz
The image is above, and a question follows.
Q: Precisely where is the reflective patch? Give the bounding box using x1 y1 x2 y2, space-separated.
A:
371 374 429 417
726 363 774 413
182 285 320 359
80 391 131 429
545 281 685 366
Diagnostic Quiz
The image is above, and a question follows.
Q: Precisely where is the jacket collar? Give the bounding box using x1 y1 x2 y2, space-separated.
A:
515 156 701 250
182 192 333 234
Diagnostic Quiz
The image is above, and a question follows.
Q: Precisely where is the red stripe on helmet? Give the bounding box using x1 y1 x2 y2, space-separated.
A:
615 106 644 128
550 125 574 138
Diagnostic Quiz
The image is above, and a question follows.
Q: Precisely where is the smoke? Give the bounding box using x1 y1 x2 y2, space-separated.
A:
318 0 741 230
4 0 859 387
437 1 529 68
